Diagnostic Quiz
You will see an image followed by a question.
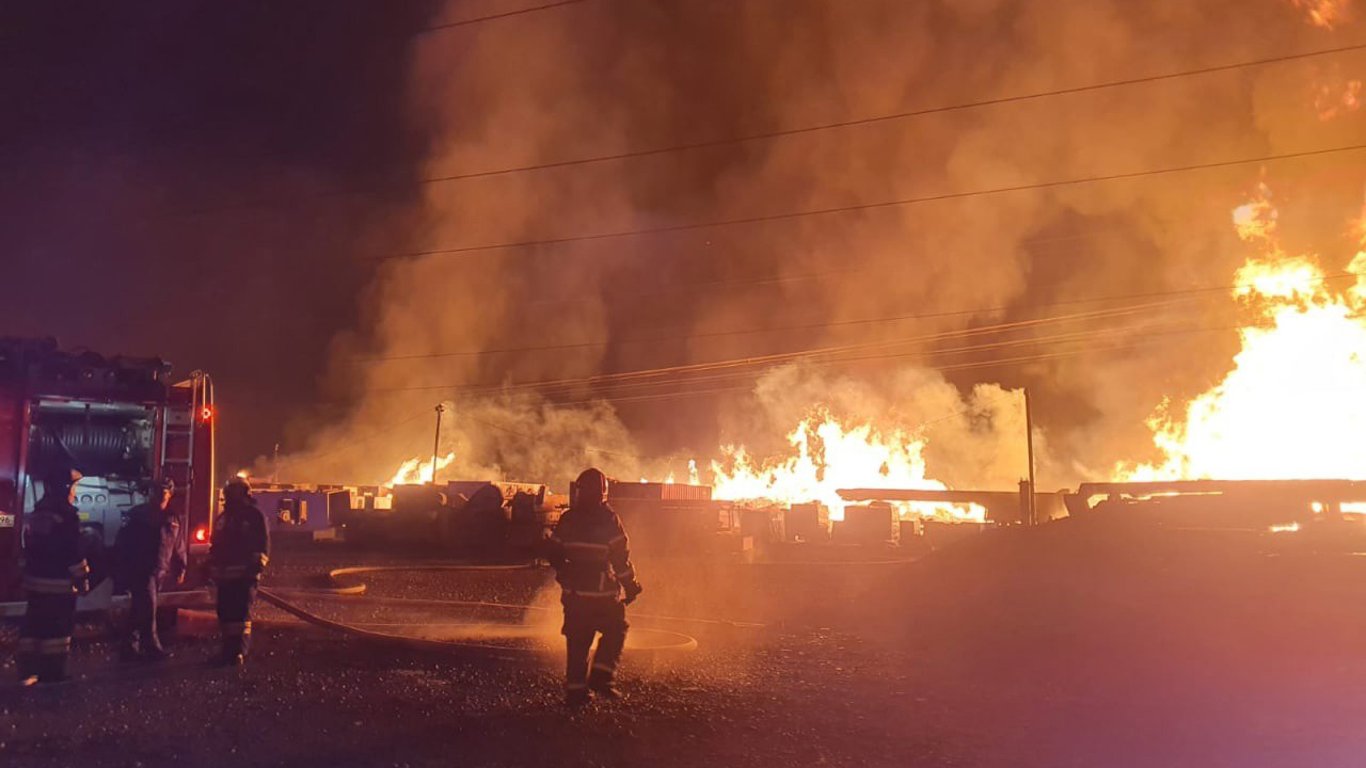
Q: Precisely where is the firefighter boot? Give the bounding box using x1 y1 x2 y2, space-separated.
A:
564 631 592 706
212 631 243 667
215 640 244 668
239 622 252 661
565 686 590 707
587 668 624 701
588 626 626 700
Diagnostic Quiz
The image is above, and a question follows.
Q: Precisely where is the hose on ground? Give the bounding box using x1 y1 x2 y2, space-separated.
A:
317 565 765 630
256 563 701 655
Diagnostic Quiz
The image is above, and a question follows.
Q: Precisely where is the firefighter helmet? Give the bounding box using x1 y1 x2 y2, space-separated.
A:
573 467 609 507
224 476 252 503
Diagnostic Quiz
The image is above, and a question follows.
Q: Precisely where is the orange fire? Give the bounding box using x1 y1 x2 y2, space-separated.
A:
1118 188 1366 481
709 410 987 523
387 451 456 486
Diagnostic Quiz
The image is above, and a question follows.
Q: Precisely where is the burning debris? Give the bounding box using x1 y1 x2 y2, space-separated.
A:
708 410 988 523
388 451 455 487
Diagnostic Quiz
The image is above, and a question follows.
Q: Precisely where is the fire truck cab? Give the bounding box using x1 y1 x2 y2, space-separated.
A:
0 338 215 617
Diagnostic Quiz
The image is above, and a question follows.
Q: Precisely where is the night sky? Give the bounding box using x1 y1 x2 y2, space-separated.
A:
1 1 443 464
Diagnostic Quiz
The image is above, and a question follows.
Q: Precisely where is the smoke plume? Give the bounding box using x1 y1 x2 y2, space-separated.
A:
279 0 1366 490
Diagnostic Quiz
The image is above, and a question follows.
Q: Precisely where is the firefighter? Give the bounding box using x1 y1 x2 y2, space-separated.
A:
543 467 642 706
115 477 186 662
16 465 90 685
208 477 269 667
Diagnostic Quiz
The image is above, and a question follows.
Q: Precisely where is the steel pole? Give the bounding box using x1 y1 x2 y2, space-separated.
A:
1024 387 1038 526
431 403 445 485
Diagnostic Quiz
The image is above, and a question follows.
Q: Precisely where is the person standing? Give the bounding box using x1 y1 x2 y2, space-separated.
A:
543 468 642 706
17 466 89 685
208 477 269 667
115 477 185 662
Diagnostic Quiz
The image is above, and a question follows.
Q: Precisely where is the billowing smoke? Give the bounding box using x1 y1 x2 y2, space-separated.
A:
277 0 1366 490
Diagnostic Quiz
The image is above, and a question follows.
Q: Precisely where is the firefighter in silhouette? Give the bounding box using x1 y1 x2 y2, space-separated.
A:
17 465 90 685
115 478 185 662
208 477 269 667
543 468 642 705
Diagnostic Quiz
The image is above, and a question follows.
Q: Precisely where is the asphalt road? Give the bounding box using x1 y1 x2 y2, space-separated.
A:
4 520 1366 767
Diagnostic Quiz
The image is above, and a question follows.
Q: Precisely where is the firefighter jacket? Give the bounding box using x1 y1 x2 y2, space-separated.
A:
544 502 639 600
208 500 270 582
116 503 187 582
22 495 89 595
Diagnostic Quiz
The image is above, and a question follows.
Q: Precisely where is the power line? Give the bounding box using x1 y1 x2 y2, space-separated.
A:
283 321 1235 421
390 142 1366 261
478 322 1235 402
421 0 590 33
364 299 1222 398
355 294 1183 363
515 228 1141 310
416 327 1227 411
367 301 1183 394
353 271 1356 364
410 322 1206 405
167 41 1366 225
419 41 1366 186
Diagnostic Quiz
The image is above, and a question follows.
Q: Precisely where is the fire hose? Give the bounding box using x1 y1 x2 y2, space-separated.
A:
254 563 707 655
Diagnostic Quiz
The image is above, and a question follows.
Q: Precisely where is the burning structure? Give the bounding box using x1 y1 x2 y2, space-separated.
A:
298 170 1366 558
221 0 1366 551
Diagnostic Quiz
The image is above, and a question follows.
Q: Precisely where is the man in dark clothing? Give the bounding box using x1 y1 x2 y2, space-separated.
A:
543 467 643 706
208 477 269 667
17 466 89 685
116 478 186 662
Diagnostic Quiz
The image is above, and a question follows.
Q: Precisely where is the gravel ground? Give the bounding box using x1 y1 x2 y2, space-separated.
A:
4 521 1366 767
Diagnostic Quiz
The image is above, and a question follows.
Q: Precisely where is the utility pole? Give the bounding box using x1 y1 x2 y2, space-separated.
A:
1024 387 1038 526
431 403 445 485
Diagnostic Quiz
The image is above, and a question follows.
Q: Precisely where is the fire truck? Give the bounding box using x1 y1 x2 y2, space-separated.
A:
0 338 216 617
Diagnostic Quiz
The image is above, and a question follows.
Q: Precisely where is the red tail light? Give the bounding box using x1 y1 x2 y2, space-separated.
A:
193 526 208 543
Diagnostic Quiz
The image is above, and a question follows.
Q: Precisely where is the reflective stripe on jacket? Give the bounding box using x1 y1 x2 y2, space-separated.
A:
209 501 270 582
543 502 638 600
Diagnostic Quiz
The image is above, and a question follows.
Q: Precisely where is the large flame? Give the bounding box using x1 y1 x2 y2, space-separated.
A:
1119 188 1366 481
709 410 986 523
387 451 456 487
